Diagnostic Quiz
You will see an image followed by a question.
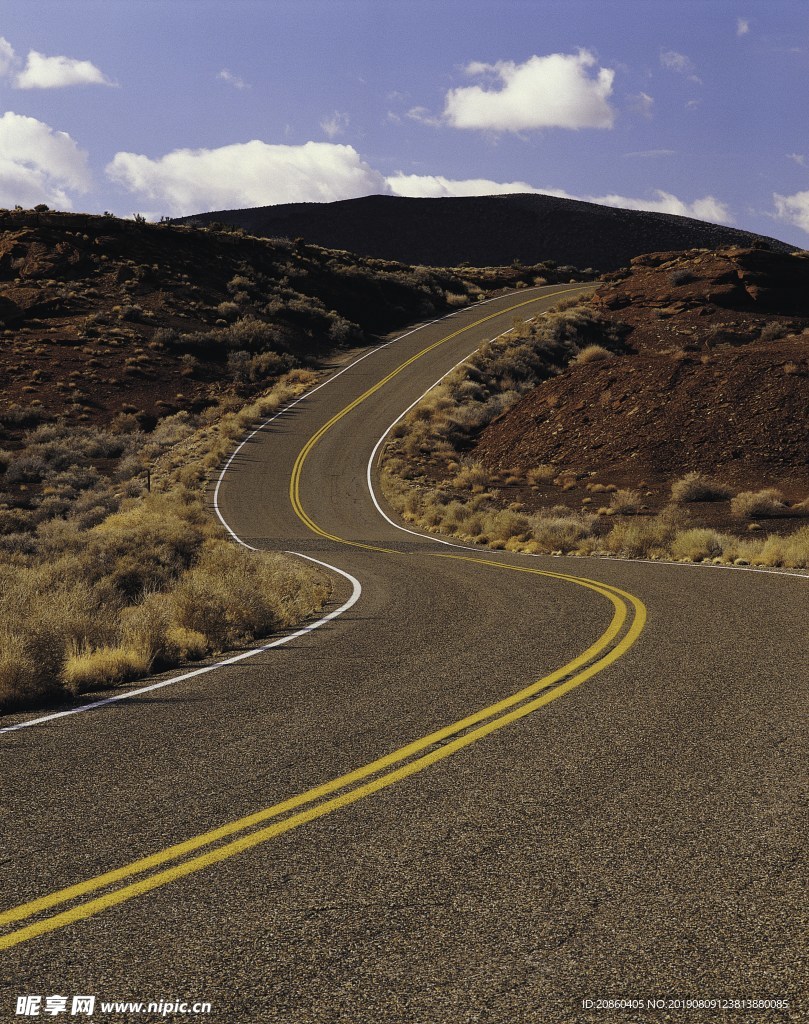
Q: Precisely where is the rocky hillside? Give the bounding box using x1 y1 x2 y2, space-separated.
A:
177 193 792 272
0 208 491 440
474 246 809 506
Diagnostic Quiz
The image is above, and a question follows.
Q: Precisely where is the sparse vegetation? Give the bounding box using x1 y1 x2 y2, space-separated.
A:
379 300 809 570
671 472 733 503
730 488 787 519
0 371 330 712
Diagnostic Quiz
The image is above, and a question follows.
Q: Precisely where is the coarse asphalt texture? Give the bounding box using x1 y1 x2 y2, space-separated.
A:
1 286 806 1024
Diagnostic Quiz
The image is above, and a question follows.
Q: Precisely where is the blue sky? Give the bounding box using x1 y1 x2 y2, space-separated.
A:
1 0 808 245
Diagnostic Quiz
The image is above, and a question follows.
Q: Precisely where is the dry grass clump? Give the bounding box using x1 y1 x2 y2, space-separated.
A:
63 645 150 695
669 528 726 561
526 464 557 486
452 462 491 491
609 488 644 514
572 344 611 364
730 488 786 519
671 472 733 503
0 371 331 712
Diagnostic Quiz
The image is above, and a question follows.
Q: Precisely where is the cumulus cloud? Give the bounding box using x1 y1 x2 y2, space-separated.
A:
217 68 250 90
387 173 731 223
106 140 390 215
787 153 806 166
590 190 731 222
737 18 750 36
0 111 91 208
320 111 350 138
773 190 809 234
387 174 571 199
0 35 113 89
443 50 615 131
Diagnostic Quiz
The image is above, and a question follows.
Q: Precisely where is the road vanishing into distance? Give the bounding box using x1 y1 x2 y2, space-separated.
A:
1 285 806 1023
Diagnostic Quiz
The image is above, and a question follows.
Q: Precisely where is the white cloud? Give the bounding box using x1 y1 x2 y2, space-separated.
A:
628 92 655 118
787 153 806 166
592 190 732 223
0 111 91 209
15 49 113 89
217 68 250 90
387 173 731 223
0 36 15 77
406 105 443 127
737 18 750 36
773 190 809 234
387 174 571 199
106 140 390 216
0 35 113 89
320 111 350 138
660 49 702 84
660 50 692 74
443 50 615 131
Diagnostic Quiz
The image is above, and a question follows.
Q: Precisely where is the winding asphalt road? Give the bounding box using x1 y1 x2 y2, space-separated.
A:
1 286 806 1023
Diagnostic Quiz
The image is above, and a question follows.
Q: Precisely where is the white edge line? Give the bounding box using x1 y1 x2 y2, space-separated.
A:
1 291 539 735
365 321 809 581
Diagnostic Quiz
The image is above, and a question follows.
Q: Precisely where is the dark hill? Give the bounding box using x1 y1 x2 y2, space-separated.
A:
177 194 792 272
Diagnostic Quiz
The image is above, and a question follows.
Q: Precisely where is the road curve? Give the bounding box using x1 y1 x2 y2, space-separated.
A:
1 286 806 1023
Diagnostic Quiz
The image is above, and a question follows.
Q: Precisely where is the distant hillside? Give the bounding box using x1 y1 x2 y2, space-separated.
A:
0 208 487 438
177 194 793 272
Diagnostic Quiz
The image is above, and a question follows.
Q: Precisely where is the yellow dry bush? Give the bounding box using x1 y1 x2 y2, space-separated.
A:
167 541 328 650
452 462 490 490
609 488 643 514
166 626 209 661
63 644 150 695
605 517 675 559
730 488 786 519
526 464 557 486
530 514 594 553
669 528 726 561
573 344 611 364
670 472 733 503
0 632 53 708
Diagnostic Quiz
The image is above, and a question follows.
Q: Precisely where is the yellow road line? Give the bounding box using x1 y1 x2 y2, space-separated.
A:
0 562 627 935
0 565 642 952
290 287 585 549
0 285 646 952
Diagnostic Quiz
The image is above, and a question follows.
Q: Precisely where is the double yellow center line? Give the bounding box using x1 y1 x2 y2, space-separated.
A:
1 287 646 952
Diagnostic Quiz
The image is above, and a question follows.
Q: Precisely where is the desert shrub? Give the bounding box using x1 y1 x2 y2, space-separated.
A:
670 472 732 503
452 462 490 490
669 269 696 286
5 452 47 483
605 517 675 559
758 321 791 343
150 327 178 348
526 464 557 486
167 541 325 649
63 644 150 695
609 488 643 514
217 301 240 321
730 488 786 519
530 514 593 552
573 344 611 364
670 528 726 561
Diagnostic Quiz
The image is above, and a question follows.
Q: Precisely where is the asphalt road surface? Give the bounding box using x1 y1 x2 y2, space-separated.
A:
1 286 806 1024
